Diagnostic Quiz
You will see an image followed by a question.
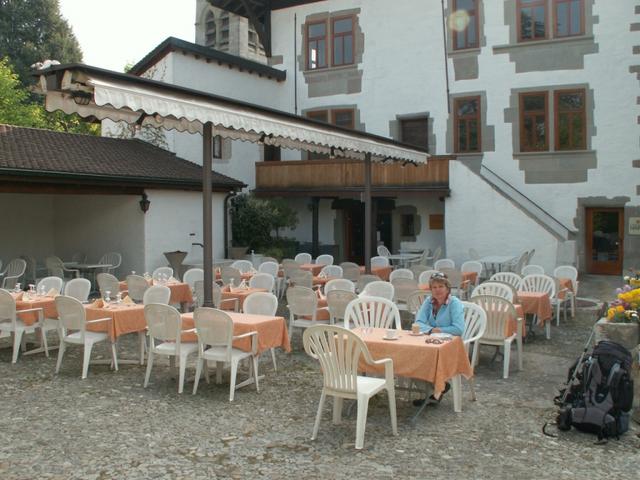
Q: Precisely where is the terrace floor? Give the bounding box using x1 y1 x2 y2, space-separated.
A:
0 275 637 479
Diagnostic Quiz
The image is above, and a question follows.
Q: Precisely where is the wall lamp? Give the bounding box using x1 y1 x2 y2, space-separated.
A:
139 193 151 213
71 91 92 105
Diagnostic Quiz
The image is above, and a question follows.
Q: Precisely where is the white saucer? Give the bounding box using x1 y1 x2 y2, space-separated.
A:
409 332 425 336
430 332 453 339
382 336 399 341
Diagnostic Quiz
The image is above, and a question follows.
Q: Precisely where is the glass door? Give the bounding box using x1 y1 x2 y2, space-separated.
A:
586 207 624 275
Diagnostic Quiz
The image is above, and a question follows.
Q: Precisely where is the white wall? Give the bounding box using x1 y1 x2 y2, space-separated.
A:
397 195 446 253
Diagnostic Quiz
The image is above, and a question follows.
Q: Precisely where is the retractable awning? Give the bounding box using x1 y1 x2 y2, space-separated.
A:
33 63 430 305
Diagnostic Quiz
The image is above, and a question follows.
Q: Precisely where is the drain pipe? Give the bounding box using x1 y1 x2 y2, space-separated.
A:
223 190 237 259
440 0 451 114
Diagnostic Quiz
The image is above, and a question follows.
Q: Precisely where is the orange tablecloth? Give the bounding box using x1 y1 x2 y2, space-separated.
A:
516 291 552 325
221 287 267 311
118 280 193 305
85 303 146 340
215 271 254 282
358 266 392 281
300 263 324 276
13 293 56 325
180 311 291 354
355 328 472 396
557 277 574 300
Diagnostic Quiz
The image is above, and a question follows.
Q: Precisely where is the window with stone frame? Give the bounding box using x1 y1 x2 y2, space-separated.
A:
555 89 586 150
306 109 355 159
454 97 481 153
332 16 354 66
400 117 429 150
519 91 548 152
518 0 584 42
205 10 216 47
306 20 328 70
554 0 584 38
452 0 479 50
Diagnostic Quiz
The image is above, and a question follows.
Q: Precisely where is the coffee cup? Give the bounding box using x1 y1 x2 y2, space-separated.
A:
385 329 398 339
411 323 421 335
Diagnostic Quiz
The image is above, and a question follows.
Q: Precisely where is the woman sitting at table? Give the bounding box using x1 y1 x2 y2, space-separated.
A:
413 272 464 406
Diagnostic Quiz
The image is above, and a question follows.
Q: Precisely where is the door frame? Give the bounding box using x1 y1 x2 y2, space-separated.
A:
585 207 624 275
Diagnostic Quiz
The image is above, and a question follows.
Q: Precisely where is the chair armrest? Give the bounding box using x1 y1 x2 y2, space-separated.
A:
368 357 394 383
85 317 112 324
182 328 196 333
233 330 258 354
16 307 44 314
219 297 239 312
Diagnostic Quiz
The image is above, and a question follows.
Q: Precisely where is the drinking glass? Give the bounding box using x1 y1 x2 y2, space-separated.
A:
104 290 111 305
14 283 21 293
28 284 36 295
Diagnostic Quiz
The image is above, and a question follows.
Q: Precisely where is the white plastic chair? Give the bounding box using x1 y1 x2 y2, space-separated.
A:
553 265 579 320
249 272 275 293
406 290 428 315
521 264 545 276
98 252 122 275
324 278 355 294
519 274 556 338
489 272 522 291
326 290 358 325
55 295 117 378
461 261 483 285
221 266 243 287
315 254 334 266
1 258 27 289
388 268 413 282
461 301 487 401
370 256 390 268
243 291 279 372
45 255 78 280
288 269 313 289
344 296 401 330
294 253 312 265
320 265 342 278
63 278 91 303
303 325 397 450
258 261 282 297
96 273 120 300
192 307 259 401
376 245 391 257
340 262 361 282
471 282 514 303
193 280 239 311
143 285 171 305
144 303 197 393
126 275 149 302
434 258 455 270
152 267 174 281
390 277 420 310
470 295 523 379
356 274 381 293
417 270 442 285
36 276 63 295
231 260 254 274
0 289 47 363
360 281 394 301
286 285 325 340
183 268 204 290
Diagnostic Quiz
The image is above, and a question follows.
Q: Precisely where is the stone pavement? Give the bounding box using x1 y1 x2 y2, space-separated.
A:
0 275 638 479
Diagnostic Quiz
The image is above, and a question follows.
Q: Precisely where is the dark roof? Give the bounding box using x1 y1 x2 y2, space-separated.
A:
129 37 286 81
0 124 245 192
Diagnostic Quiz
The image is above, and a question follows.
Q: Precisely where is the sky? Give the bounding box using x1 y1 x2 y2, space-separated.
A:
58 0 196 72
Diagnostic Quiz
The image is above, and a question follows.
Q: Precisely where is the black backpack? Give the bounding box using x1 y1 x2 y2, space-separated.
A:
555 341 634 440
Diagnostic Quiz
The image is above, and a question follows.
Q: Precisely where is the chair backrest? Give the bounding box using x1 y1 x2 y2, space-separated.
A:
55 295 86 332
282 262 302 281
324 278 355 294
152 267 173 281
410 264 431 279
258 261 279 278
143 285 171 305
439 268 464 290
471 282 514 303
315 254 334 266
221 266 242 286
126 274 149 302
360 280 394 301
470 295 517 342
521 264 544 276
0 289 16 327
96 273 119 299
35 276 63 295
194 280 226 308
294 253 312 264
231 260 254 273
376 245 391 257
288 269 313 289
320 265 342 278
406 290 428 315
468 248 480 260
370 255 390 268
261 256 278 264
430 246 443 264
461 261 483 276
193 307 234 358
21 255 37 285
461 301 487 347
63 278 91 302
303 325 371 394
144 303 182 343
45 256 64 278
286 285 318 316
389 268 413 282
326 289 358 322
356 274 381 293
99 252 122 269
243 291 278 316
553 265 578 292
344 296 401 330
71 252 86 263
2 258 27 286
249 272 275 293
182 268 204 289
391 277 420 303
339 262 361 281
489 272 522 290
519 274 556 297
417 269 442 285
434 258 455 270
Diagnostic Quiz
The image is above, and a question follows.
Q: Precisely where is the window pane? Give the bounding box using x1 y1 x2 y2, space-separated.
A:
521 10 533 39
572 114 584 148
535 114 546 147
334 111 354 128
457 99 478 116
557 114 570 148
334 37 343 65
334 18 352 34
317 40 326 67
558 92 583 110
309 23 326 37
570 0 581 34
344 34 353 63
458 123 467 151
457 0 475 9
556 2 569 36
467 15 477 45
401 118 429 149
534 6 545 37
468 120 479 150
523 94 545 111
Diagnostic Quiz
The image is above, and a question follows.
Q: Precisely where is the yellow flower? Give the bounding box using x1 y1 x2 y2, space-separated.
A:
616 305 625 313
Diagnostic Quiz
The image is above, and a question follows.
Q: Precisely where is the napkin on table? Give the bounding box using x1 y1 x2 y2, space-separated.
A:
122 295 135 305
91 298 104 308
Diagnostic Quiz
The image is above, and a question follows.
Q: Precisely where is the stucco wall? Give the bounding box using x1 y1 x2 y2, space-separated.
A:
396 195 446 254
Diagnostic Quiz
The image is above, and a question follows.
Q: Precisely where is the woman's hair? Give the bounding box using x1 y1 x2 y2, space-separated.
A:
428 272 451 291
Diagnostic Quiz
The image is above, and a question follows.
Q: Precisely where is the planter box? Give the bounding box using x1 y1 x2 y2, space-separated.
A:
594 319 639 350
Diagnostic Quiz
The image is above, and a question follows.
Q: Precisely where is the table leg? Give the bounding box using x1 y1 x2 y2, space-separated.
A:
451 375 462 413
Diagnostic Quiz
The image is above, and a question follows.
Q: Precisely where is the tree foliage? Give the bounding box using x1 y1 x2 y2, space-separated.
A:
0 0 82 86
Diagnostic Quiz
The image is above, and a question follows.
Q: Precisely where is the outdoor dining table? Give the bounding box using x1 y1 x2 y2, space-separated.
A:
119 280 194 309
516 291 552 325
13 292 56 325
385 253 421 268
221 286 268 311
299 263 324 276
353 327 472 413
358 265 393 281
180 311 291 354
477 255 517 274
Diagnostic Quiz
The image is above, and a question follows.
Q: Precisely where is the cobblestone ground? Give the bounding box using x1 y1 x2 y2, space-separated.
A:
0 275 638 479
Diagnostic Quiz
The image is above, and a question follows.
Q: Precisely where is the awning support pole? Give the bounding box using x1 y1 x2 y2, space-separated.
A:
364 152 372 274
202 122 214 307
311 197 319 258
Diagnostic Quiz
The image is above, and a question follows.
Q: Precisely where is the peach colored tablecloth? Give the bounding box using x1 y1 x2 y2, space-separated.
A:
358 266 393 281
557 277 574 300
85 303 146 340
312 275 338 287
300 263 324 276
119 280 193 305
355 328 472 396
180 311 291 354
215 271 254 282
13 293 56 325
516 291 552 325
221 287 267 311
